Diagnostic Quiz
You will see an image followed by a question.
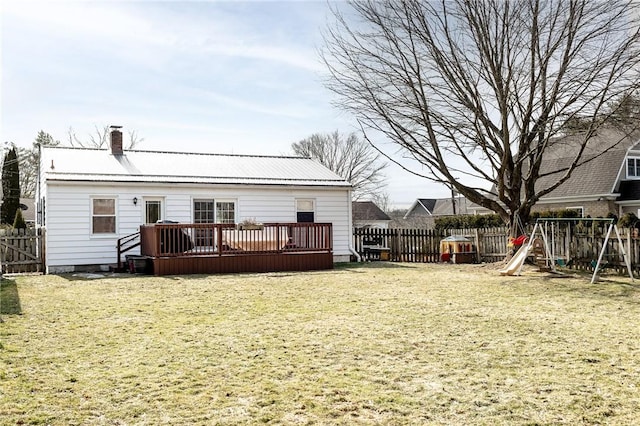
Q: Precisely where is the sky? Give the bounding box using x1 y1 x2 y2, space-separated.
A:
1 0 451 208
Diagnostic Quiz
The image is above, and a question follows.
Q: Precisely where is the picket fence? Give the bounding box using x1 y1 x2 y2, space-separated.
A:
354 225 640 275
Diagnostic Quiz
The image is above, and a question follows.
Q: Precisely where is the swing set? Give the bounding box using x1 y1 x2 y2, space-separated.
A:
500 218 633 283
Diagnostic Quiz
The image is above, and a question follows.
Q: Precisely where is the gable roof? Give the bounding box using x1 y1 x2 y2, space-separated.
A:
403 198 437 218
432 197 470 215
418 198 437 213
404 197 469 218
352 201 391 221
537 128 637 199
40 146 352 188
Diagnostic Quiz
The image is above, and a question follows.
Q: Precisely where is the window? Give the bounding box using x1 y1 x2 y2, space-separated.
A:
194 200 215 223
193 200 215 247
144 198 163 224
296 199 315 223
567 206 584 218
193 199 236 224
193 199 236 247
92 198 116 234
628 158 640 178
216 201 235 224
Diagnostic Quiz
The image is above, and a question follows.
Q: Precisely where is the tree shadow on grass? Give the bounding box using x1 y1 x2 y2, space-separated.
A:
536 270 640 305
1 278 22 315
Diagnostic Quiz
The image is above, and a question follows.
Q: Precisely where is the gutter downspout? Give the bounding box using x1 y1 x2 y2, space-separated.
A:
347 189 361 262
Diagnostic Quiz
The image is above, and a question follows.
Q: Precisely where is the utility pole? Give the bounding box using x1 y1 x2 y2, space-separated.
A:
450 185 457 215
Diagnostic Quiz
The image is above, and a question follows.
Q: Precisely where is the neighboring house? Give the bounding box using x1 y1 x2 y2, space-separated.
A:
19 198 35 224
425 128 640 220
402 196 470 228
530 128 640 218
352 201 392 229
404 196 470 218
37 128 354 273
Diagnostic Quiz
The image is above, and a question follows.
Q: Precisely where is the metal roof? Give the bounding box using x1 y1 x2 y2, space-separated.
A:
41 146 352 188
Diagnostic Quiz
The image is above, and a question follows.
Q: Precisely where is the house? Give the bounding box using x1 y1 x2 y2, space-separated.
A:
412 128 640 220
530 128 640 218
19 198 35 224
352 201 391 229
37 128 354 274
403 196 470 219
401 196 470 228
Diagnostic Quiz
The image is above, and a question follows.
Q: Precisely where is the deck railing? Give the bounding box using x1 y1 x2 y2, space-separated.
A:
140 222 333 258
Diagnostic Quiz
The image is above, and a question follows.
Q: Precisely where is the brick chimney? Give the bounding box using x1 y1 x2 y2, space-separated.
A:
110 125 123 155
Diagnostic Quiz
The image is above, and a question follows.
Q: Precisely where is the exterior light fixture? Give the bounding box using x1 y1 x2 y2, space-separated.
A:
133 197 138 206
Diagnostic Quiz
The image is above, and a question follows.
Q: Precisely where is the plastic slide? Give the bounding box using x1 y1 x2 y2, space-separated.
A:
499 244 533 276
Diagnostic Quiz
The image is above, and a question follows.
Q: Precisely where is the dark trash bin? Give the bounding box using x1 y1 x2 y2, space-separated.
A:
126 255 150 274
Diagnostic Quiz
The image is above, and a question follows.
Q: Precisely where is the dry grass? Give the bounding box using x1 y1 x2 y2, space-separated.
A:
2 263 640 425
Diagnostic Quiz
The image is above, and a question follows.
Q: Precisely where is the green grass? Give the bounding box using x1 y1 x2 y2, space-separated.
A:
2 263 640 425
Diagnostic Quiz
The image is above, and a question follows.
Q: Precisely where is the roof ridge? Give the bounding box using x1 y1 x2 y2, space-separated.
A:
43 145 309 160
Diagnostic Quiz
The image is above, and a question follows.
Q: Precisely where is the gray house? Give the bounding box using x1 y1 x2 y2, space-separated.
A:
526 128 640 218
452 128 640 218
352 201 392 229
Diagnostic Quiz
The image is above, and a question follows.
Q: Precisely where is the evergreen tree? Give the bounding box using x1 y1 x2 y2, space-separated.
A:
18 130 60 198
1 147 20 225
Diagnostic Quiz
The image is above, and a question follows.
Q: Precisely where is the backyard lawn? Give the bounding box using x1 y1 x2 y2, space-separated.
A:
2 263 640 425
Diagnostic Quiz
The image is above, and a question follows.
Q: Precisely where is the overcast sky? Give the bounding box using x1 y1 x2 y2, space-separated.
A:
1 0 452 208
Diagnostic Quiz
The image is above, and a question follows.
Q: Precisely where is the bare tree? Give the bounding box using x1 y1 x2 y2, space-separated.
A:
15 131 60 198
323 0 640 232
370 191 391 213
68 125 143 149
18 126 143 198
292 131 388 200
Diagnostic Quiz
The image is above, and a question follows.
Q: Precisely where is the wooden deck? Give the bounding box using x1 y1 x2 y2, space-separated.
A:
139 222 333 276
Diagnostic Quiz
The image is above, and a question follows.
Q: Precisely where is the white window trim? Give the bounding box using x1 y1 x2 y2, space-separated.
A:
193 198 215 224
90 196 117 237
143 197 165 224
191 198 237 224
296 198 316 212
215 199 237 224
296 198 316 222
627 157 640 179
567 206 584 217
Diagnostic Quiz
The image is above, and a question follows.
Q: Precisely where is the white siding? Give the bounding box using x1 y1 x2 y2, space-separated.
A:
44 182 352 270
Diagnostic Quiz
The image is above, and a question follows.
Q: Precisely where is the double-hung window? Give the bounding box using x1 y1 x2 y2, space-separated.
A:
628 158 640 178
296 199 315 223
92 198 116 234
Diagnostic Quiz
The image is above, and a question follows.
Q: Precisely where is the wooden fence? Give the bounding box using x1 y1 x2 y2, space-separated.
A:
354 224 640 275
446 227 509 262
353 228 442 262
0 227 44 274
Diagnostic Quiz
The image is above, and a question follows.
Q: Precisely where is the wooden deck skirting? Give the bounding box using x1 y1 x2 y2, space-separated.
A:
139 222 333 276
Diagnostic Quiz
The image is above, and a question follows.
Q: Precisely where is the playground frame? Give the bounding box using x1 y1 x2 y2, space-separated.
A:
501 218 634 283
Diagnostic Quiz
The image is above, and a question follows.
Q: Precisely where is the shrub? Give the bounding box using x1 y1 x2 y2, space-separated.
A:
435 214 505 229
618 212 639 228
529 209 581 220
